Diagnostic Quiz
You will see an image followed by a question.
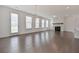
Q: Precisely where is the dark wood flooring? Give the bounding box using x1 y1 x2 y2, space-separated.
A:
0 30 79 53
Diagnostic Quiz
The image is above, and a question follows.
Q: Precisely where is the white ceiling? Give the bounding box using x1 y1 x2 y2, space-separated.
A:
5 5 79 19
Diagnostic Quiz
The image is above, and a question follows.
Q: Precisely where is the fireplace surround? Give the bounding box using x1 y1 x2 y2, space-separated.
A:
53 23 64 32
55 26 61 31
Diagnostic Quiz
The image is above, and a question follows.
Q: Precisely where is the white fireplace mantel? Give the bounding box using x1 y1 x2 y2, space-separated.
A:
53 23 64 31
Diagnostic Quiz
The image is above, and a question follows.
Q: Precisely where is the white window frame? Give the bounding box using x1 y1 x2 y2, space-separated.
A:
41 19 45 28
26 16 32 29
11 13 18 33
50 19 53 27
35 18 40 28
46 20 48 27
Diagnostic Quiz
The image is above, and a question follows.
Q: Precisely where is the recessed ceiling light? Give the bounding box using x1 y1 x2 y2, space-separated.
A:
66 6 70 9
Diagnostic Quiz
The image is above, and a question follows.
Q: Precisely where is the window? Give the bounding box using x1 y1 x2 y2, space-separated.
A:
35 18 40 28
26 16 32 29
41 19 45 28
11 13 18 33
46 20 48 27
50 19 53 27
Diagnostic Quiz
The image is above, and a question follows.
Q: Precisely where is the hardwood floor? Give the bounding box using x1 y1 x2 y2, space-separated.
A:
0 30 79 53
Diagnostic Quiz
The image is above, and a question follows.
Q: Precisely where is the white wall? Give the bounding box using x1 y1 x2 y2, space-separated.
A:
64 15 79 38
0 6 50 38
0 6 10 38
2 6 79 39
73 15 79 38
64 15 75 33
53 16 64 23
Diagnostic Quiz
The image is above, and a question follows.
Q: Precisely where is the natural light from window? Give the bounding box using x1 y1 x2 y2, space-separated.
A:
41 19 45 28
26 16 32 29
35 18 40 28
11 13 18 33
46 20 48 27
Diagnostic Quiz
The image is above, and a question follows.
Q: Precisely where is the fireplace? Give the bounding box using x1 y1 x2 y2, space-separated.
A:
55 26 61 31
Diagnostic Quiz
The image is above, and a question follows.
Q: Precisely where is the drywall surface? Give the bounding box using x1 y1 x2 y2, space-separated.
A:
0 6 50 38
64 15 79 38
64 16 75 33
